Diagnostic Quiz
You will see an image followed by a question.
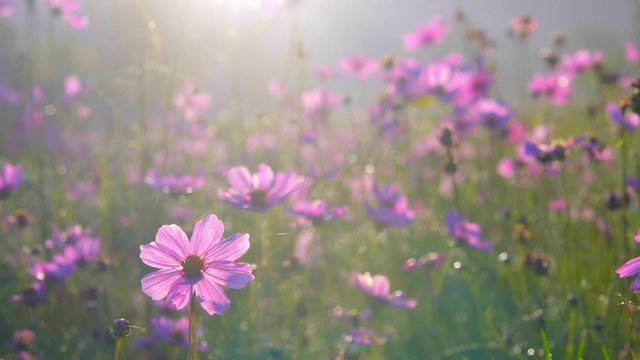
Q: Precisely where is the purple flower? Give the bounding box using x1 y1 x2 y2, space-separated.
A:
347 327 387 346
403 252 449 272
353 272 417 309
140 214 254 315
0 162 22 199
144 169 205 195
446 210 493 252
218 164 304 212
468 98 511 131
403 17 448 52
0 0 14 16
286 199 348 224
365 183 415 227
135 316 208 351
606 102 640 131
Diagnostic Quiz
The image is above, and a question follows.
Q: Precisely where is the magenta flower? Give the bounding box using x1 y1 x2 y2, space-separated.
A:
218 163 304 212
365 183 415 228
144 169 205 195
48 0 89 29
616 230 640 293
403 17 448 52
0 162 22 199
135 316 207 351
353 272 417 309
446 210 493 252
606 102 640 131
140 214 254 315
627 42 640 62
301 88 342 121
508 15 537 38
528 73 572 105
286 199 348 224
173 81 212 122
0 0 14 16
339 55 379 80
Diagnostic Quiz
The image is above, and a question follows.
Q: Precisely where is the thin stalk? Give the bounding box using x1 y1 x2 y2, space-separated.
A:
114 337 123 360
189 295 198 360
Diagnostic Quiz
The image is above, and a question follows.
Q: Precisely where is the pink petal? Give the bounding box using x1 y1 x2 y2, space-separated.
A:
203 233 250 262
155 224 190 261
190 214 224 257
195 275 231 315
141 268 182 300
372 275 390 297
165 282 193 310
617 256 640 278
254 164 274 191
205 262 254 289
227 166 253 193
140 242 181 269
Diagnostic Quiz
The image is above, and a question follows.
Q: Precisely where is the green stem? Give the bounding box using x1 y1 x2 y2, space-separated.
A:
114 337 123 360
189 295 198 360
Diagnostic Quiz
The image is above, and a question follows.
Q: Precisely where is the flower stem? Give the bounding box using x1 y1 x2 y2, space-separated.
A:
114 337 123 360
189 295 198 360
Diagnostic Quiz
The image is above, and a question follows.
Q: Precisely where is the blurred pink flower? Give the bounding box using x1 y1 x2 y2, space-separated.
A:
173 81 212 122
403 17 448 52
339 55 379 80
48 0 89 29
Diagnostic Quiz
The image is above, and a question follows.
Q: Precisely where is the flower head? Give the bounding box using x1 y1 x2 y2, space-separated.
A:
365 183 415 227
135 316 207 351
403 17 448 52
286 199 348 224
218 164 304 212
353 272 417 309
140 214 254 315
446 210 493 252
0 162 22 199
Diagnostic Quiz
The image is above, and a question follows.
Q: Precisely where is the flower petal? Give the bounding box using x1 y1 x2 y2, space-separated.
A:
194 275 231 315
155 224 190 261
203 233 250 262
140 242 181 269
254 163 274 191
190 214 224 256
141 268 182 300
165 282 193 310
227 166 253 194
205 261 254 289
617 256 640 278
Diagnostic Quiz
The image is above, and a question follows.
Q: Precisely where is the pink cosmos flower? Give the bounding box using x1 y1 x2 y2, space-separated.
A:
339 55 379 80
616 230 640 293
0 162 22 199
65 75 82 98
48 0 89 29
627 42 640 62
508 15 537 38
219 163 304 212
140 214 254 315
0 0 14 16
301 88 342 121
403 17 448 52
353 272 417 309
173 81 212 122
